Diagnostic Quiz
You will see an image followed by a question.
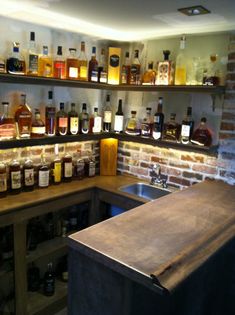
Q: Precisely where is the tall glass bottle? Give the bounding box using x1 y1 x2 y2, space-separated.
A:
45 91 56 136
6 42 26 75
31 109 45 138
9 150 22 194
27 31 38 76
141 107 153 137
90 107 102 133
88 47 98 82
23 148 35 191
163 113 181 142
0 151 7 198
175 36 187 85
38 153 50 188
53 46 66 79
130 50 141 85
51 144 62 184
156 50 174 85
78 41 88 81
15 94 32 138
68 103 79 135
114 99 124 133
98 48 107 83
56 102 68 136
0 102 16 140
121 51 131 84
180 107 194 144
103 94 112 132
38 46 53 77
152 97 164 140
79 103 89 134
66 48 79 79
43 262 55 296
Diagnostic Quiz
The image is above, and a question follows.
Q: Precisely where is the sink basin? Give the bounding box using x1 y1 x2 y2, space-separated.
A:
119 182 171 200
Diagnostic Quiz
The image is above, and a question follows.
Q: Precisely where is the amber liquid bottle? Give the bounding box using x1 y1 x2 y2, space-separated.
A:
62 152 73 182
9 152 22 194
56 102 68 136
23 149 35 191
78 41 88 81
15 94 32 139
31 109 45 138
0 152 7 198
51 144 62 185
38 45 53 77
66 48 79 79
53 46 66 79
38 154 50 188
88 47 98 82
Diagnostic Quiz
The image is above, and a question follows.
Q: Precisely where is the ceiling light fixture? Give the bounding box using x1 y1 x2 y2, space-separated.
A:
178 5 211 16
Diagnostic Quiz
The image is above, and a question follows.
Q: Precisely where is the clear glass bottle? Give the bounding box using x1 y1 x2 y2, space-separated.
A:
45 91 56 137
79 103 89 134
31 109 45 138
114 99 124 133
14 94 32 138
103 94 112 132
9 150 22 194
180 107 194 144
38 45 53 77
163 113 181 142
90 107 102 133
23 148 34 191
56 102 68 136
68 103 79 135
51 144 62 184
6 42 26 75
141 107 153 137
125 110 141 135
152 97 164 140
0 102 16 140
203 54 220 86
98 48 107 83
27 31 38 76
78 41 88 81
88 46 98 82
191 117 212 147
142 62 156 85
156 50 174 85
66 48 79 79
121 51 131 84
175 36 187 85
53 46 66 79
0 151 7 198
38 153 50 188
130 50 141 85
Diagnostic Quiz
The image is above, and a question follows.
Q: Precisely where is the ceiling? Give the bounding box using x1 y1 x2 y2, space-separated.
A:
1 0 235 41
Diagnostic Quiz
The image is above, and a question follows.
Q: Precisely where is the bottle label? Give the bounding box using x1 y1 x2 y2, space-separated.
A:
46 107 56 118
91 70 98 82
53 162 61 183
39 170 49 187
110 55 119 68
88 163 96 177
70 117 79 134
80 66 87 78
103 111 112 123
24 168 34 186
81 119 89 133
31 126 46 135
114 115 124 132
181 125 190 137
93 117 102 133
127 119 137 130
64 162 72 178
0 124 16 139
0 173 7 192
29 54 38 73
7 57 25 74
68 67 78 78
59 117 68 128
100 71 107 83
141 123 151 135
154 116 160 123
11 171 21 189
152 131 161 140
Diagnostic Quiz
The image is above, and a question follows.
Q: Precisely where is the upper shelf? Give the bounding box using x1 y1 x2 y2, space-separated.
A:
0 73 225 93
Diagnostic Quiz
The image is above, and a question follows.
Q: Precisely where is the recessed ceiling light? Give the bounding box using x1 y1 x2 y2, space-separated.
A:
178 5 211 16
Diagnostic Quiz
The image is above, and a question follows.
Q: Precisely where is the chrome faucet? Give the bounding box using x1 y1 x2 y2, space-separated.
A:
150 164 168 188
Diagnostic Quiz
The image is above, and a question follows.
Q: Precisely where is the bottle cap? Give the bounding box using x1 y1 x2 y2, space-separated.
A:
48 91 53 100
131 110 137 114
60 102 65 110
94 107 98 112
125 51 130 58
30 32 35 41
106 94 110 102
92 46 96 54
69 48 76 52
82 103 87 110
163 50 170 60
57 46 63 55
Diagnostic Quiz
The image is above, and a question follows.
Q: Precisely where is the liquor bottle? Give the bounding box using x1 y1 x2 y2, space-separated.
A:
27 31 38 76
23 149 35 191
175 36 187 85
79 103 89 134
125 111 141 135
180 107 194 144
107 47 121 85
31 109 46 138
27 263 41 292
68 103 79 135
0 102 17 140
73 155 85 180
84 157 96 177
6 42 26 75
98 48 107 83
66 48 79 79
14 94 32 138
51 144 62 184
90 107 102 133
156 50 174 85
56 102 68 136
88 46 98 82
0 152 7 198
62 152 73 182
114 99 124 133
45 91 56 136
103 94 112 132
141 107 153 137
163 113 181 142
0 55 6 73
142 62 156 85
191 117 212 147
43 262 55 296
130 50 141 85
78 41 88 81
152 97 164 140
203 54 220 86
121 51 131 84
9 151 22 194
38 45 53 77
53 46 66 79
38 154 50 188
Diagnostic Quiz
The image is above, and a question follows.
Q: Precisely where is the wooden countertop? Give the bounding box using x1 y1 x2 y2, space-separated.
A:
68 179 235 294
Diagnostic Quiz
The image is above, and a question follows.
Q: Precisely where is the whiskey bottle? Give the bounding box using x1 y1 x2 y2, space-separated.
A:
51 144 62 184
66 48 79 79
114 99 124 133
90 107 102 133
0 55 6 73
68 103 79 135
175 36 187 85
180 107 194 144
121 51 131 84
0 102 17 140
45 91 56 136
79 103 89 134
15 94 32 138
56 102 68 136
84 157 96 177
125 111 141 135
6 42 26 75
203 54 220 86
23 149 35 191
152 97 164 140
163 113 181 142
107 47 121 85
0 152 7 198
98 48 107 83
43 262 55 296
53 46 66 79
156 50 174 85
73 156 85 180
78 41 88 81
38 154 50 188
62 152 73 182
130 50 141 85
191 117 212 147
27 31 38 76
88 46 98 82
31 109 45 138
9 151 22 194
141 107 153 137
142 62 156 85
38 45 53 77
103 94 112 132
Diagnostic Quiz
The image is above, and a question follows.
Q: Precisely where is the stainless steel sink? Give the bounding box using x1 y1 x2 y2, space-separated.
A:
119 182 171 200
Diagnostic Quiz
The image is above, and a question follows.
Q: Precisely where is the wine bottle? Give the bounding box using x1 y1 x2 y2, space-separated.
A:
43 262 55 296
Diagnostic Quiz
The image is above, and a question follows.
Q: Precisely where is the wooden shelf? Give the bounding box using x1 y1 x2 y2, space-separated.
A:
0 73 225 93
